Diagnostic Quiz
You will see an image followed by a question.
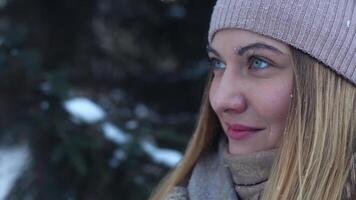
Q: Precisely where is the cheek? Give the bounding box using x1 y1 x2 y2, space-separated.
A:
208 79 218 111
266 87 291 117
255 79 292 132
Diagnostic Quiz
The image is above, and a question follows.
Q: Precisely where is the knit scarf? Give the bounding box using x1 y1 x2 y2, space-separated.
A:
187 138 277 200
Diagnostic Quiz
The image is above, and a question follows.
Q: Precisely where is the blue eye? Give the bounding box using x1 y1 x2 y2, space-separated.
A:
250 57 270 69
209 58 226 70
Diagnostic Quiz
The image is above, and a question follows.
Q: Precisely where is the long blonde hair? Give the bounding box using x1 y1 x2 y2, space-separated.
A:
149 47 356 200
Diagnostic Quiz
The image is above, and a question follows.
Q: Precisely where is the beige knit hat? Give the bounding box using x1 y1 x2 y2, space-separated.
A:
209 0 356 85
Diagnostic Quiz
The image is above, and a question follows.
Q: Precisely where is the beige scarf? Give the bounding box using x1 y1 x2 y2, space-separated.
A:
223 142 277 199
187 138 277 200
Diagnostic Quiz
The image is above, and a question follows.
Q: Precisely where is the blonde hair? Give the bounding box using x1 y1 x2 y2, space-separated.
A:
149 47 356 200
263 48 356 200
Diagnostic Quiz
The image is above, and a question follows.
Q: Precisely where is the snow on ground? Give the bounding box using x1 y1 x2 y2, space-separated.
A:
101 122 182 167
0 97 182 200
64 97 106 124
0 145 30 200
101 122 132 145
140 140 182 167
64 97 182 168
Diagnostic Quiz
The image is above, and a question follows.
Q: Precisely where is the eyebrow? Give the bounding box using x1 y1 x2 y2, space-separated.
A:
206 43 285 57
237 43 285 56
206 45 221 57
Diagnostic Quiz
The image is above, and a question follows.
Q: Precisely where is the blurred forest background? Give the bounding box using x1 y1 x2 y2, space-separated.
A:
0 0 214 199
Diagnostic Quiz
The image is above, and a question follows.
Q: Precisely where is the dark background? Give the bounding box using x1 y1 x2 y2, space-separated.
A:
0 0 214 199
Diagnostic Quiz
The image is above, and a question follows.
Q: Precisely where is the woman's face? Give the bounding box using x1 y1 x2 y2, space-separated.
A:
208 29 294 154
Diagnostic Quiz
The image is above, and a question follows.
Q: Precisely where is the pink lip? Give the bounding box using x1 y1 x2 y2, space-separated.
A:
226 123 264 140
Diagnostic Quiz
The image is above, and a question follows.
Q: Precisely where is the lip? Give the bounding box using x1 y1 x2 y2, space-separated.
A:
225 123 264 140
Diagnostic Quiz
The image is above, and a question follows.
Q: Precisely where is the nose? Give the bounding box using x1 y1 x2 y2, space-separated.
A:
211 72 248 114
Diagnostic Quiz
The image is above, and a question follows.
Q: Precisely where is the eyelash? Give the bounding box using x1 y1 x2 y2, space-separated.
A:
208 56 272 71
208 57 226 70
248 56 272 70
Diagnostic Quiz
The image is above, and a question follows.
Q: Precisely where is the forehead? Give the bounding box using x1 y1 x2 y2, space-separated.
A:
211 28 291 55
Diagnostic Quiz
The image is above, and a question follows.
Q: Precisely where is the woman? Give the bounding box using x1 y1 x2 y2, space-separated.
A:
150 0 356 199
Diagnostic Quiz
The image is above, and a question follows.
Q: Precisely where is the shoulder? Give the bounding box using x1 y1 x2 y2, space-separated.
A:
164 186 189 200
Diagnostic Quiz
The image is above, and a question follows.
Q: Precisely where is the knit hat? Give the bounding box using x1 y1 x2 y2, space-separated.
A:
208 0 356 85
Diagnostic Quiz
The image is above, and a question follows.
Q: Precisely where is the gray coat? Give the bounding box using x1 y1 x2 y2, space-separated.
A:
164 144 238 200
164 186 189 200
163 138 276 200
